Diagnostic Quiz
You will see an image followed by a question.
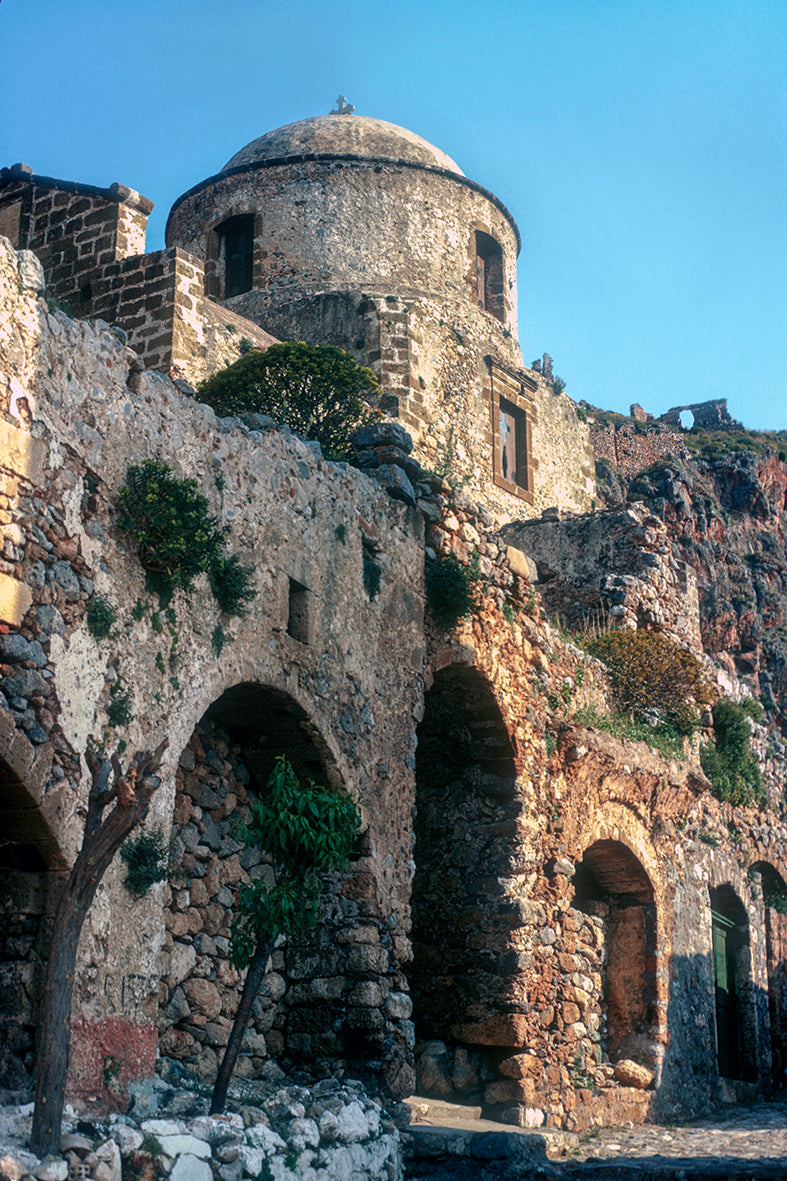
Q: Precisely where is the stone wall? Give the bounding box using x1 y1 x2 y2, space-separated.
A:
590 421 687 480
0 235 423 1103
500 503 702 653
0 172 275 385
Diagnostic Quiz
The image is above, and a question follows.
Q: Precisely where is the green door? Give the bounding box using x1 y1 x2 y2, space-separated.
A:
712 909 739 1078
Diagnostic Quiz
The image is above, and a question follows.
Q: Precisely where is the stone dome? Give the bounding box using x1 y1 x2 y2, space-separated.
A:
221 114 464 176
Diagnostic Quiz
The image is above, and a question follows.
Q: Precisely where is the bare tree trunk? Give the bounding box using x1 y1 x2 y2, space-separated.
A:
31 741 168 1158
210 937 275 1114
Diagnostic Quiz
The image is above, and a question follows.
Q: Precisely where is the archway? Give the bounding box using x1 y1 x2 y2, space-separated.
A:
572 840 657 1068
709 884 756 1081
750 862 787 1086
0 757 63 1090
410 665 518 1096
159 682 374 1093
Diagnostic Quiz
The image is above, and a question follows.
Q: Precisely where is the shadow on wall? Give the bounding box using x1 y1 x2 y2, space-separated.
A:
410 665 519 1050
158 682 403 1098
0 755 65 1090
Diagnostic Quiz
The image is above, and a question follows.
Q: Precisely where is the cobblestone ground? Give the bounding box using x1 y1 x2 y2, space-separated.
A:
405 1099 787 1179
553 1098 787 1177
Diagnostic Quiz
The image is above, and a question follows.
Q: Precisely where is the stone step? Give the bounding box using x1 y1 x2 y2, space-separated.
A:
405 1095 579 1165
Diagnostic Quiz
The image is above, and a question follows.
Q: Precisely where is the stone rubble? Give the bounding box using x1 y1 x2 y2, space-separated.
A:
0 1079 402 1181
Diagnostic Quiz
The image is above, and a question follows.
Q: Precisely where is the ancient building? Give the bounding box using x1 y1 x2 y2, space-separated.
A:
1 110 787 1136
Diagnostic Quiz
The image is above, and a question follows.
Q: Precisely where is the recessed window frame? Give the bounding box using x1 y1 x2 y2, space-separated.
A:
207 212 255 301
487 359 535 504
474 230 505 324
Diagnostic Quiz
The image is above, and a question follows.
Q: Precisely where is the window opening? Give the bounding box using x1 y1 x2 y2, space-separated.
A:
496 396 529 493
287 577 310 643
474 231 504 323
217 214 254 299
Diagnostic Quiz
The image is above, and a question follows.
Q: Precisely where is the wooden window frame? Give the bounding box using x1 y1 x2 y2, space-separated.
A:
488 361 534 503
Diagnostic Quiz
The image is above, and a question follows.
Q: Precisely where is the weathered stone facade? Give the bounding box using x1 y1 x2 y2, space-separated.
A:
2 110 787 1143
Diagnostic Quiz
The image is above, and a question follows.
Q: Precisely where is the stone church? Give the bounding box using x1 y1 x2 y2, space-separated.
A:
0 109 785 1133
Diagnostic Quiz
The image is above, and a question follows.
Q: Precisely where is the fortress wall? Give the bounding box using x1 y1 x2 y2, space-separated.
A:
0 236 423 1100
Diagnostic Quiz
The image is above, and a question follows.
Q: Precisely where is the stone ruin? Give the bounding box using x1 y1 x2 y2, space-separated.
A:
1 112 786 1153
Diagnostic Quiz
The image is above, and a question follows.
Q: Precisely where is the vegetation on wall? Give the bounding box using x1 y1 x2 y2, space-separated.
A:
197 342 380 461
584 629 711 736
121 827 171 897
425 551 479 629
701 698 765 807
86 594 116 639
211 756 360 1113
117 460 255 615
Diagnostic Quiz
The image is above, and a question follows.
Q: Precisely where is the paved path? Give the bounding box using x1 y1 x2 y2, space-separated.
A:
405 1097 787 1179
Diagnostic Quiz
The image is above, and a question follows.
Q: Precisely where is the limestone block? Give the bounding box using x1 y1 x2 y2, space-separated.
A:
613 1059 653 1089
452 1013 529 1047
506 545 537 583
0 572 32 627
498 1052 541 1079
169 1155 212 1181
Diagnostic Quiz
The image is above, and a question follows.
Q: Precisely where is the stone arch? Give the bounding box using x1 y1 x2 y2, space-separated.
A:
0 750 66 1089
709 883 757 1081
750 861 787 1085
572 839 658 1071
410 664 519 1096
159 679 388 1095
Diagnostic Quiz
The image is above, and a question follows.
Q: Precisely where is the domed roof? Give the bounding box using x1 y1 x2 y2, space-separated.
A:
221 114 464 176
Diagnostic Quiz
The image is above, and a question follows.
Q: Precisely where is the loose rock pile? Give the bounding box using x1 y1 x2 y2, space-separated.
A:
0 1078 402 1181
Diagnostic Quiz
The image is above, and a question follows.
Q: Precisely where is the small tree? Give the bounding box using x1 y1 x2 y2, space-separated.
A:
31 740 168 1157
210 755 360 1113
197 342 379 460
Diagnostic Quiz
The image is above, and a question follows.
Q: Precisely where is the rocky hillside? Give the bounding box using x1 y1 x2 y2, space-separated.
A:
593 418 787 740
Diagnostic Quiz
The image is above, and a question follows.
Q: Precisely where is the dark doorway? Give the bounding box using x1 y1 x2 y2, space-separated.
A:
709 885 756 1081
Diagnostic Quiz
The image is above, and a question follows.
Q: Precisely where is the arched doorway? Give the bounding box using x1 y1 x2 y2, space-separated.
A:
159 683 374 1093
572 840 657 1069
709 884 756 1081
750 862 787 1086
410 666 518 1095
0 757 62 1090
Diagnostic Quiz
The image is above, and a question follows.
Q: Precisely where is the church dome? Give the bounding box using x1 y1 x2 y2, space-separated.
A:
221 114 464 176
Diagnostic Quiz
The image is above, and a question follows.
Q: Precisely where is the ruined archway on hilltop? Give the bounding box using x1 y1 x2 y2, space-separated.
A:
0 755 65 1089
158 682 387 1094
750 861 787 1087
410 664 520 1097
572 839 658 1071
709 884 756 1081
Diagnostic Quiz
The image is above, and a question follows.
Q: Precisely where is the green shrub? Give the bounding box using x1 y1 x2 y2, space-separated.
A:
86 594 115 639
197 342 380 460
584 629 710 735
209 553 256 617
701 698 764 807
425 552 479 629
117 460 223 602
117 459 255 616
121 828 172 897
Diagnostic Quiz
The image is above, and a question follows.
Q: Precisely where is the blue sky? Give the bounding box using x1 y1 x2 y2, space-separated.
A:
1 0 785 429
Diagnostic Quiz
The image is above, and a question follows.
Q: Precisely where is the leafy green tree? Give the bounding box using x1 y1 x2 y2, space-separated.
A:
197 342 379 460
210 756 360 1113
